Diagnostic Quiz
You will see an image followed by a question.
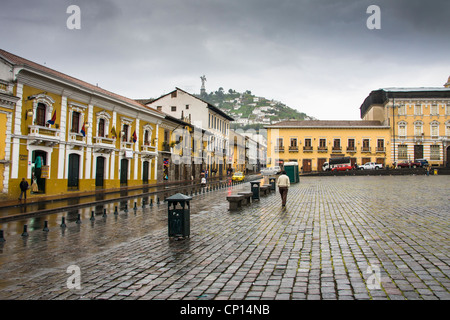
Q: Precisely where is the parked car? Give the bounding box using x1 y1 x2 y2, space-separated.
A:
397 160 422 168
415 159 429 167
331 164 353 172
359 162 383 170
261 166 281 175
232 172 245 181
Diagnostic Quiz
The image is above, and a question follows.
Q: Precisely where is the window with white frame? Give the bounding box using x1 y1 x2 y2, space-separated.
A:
32 94 55 127
414 121 423 136
68 103 87 134
446 121 450 137
398 145 408 160
398 104 406 116
430 145 440 160
414 104 422 116
430 121 439 138
142 124 153 145
120 117 133 142
96 111 111 138
431 104 439 115
398 121 407 137
71 111 81 133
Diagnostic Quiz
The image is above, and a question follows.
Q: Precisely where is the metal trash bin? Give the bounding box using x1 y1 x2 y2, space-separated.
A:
250 181 261 200
167 193 192 238
269 177 276 191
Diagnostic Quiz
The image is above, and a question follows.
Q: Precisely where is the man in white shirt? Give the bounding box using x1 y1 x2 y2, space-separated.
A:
276 171 290 207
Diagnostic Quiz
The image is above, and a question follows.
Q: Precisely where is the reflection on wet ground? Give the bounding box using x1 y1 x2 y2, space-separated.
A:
0 176 448 300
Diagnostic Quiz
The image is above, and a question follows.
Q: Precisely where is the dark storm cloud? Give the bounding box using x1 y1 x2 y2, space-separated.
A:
1 0 449 119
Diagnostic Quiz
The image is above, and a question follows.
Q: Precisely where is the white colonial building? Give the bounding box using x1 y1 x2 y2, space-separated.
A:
147 88 234 177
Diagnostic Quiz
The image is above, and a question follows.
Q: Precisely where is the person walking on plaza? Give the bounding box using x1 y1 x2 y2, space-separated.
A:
277 170 290 207
19 178 29 201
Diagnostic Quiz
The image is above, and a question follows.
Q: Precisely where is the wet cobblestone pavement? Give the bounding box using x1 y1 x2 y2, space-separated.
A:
0 176 449 300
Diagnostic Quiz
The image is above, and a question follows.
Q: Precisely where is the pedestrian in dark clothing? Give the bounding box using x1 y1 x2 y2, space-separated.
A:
19 178 29 201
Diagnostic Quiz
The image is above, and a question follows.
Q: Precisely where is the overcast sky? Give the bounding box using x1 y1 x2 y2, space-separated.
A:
1 0 449 120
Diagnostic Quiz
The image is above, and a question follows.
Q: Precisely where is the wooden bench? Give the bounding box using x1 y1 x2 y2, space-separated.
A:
237 192 253 205
226 195 245 210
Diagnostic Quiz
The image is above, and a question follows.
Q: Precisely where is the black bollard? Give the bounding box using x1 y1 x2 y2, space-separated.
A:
150 198 153 207
134 202 137 211
103 208 107 218
21 225 29 237
142 200 146 208
76 214 82 224
0 230 5 242
124 203 128 213
157 197 160 205
90 211 95 221
43 221 49 232
114 206 118 215
61 217 67 228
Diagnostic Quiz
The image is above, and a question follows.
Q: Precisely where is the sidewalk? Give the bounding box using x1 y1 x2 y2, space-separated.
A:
0 175 449 300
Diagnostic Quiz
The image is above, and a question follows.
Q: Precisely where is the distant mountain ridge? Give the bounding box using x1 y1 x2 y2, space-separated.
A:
194 88 315 129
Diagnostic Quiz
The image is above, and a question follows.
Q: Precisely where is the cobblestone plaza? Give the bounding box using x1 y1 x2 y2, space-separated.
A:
0 175 449 300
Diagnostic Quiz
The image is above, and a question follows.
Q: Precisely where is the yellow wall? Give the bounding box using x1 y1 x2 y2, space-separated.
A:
4 84 162 200
267 126 391 171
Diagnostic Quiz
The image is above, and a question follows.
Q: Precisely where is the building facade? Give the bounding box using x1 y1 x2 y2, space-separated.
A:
360 87 450 167
147 88 234 178
266 120 391 172
0 49 167 200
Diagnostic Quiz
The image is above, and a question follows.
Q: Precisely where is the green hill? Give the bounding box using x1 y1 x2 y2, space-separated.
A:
195 88 314 130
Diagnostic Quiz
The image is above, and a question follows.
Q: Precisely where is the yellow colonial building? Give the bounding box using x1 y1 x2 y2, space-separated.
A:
266 78 450 172
360 86 450 167
0 49 167 200
266 120 391 172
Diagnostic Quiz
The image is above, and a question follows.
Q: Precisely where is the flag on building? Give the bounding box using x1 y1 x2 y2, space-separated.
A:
111 126 117 138
47 110 56 125
132 130 137 143
81 123 86 137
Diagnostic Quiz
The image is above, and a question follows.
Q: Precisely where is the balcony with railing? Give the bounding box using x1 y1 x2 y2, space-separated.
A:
275 146 285 153
141 141 157 158
361 146 372 153
120 140 134 150
93 135 116 153
317 146 328 153
288 146 299 152
303 146 313 152
332 146 342 153
28 125 60 146
346 146 357 153
68 132 87 147
376 147 386 153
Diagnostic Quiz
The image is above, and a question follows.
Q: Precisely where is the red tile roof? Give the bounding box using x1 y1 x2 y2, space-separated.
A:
0 48 163 116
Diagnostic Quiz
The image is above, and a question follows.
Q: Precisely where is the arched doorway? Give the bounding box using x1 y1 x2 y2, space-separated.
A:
68 154 80 190
96 156 106 188
120 159 128 186
142 161 149 184
32 150 47 193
